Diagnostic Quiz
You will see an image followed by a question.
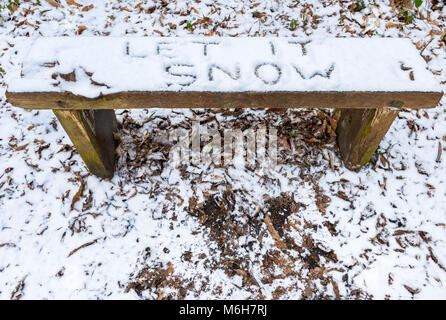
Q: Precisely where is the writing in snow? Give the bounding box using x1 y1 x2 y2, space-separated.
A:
126 40 335 87
9 37 437 96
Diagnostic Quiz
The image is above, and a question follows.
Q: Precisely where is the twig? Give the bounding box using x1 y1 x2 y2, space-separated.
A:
68 239 98 257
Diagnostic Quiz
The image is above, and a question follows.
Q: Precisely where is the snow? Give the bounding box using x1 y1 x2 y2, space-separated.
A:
4 37 441 98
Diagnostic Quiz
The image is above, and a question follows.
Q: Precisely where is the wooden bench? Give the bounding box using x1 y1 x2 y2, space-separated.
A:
4 37 442 178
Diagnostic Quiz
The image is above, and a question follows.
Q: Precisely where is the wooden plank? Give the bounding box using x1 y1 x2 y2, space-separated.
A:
53 109 117 178
6 91 443 110
336 108 399 171
6 38 442 95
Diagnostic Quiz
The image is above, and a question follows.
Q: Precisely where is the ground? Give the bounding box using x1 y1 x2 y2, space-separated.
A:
0 0 445 300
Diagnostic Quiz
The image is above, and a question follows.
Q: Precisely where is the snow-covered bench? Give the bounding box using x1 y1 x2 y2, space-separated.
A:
5 37 443 178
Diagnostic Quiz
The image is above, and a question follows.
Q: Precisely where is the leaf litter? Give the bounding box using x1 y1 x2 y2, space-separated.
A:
0 0 445 300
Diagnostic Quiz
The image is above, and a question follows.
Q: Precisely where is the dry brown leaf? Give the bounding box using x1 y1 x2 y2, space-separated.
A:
82 4 94 12
331 279 340 300
70 178 84 210
393 230 414 236
166 261 174 275
428 247 446 271
46 0 63 8
14 143 29 151
385 21 399 29
157 290 165 300
10 277 26 300
414 40 424 50
41 61 59 68
77 26 88 35
403 285 420 295
264 215 287 248
436 142 442 163
66 0 81 7
59 71 76 82
329 152 334 171
0 243 16 248
280 137 291 150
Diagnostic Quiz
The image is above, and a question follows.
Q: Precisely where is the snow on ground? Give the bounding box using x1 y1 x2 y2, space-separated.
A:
0 0 445 300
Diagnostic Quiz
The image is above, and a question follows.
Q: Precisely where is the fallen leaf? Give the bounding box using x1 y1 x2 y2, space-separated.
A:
60 71 76 82
77 26 87 35
329 152 334 171
404 285 420 295
436 142 442 163
331 279 340 300
71 177 84 210
0 243 16 248
66 0 81 7
414 40 424 50
280 137 291 150
385 21 399 28
264 215 287 248
14 143 29 151
46 0 63 8
393 230 414 236
82 4 94 12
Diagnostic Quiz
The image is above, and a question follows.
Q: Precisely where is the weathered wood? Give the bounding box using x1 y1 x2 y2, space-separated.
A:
53 109 117 178
6 91 442 111
336 108 399 171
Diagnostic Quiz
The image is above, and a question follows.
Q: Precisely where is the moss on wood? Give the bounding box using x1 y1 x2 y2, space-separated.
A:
53 109 117 178
336 108 398 171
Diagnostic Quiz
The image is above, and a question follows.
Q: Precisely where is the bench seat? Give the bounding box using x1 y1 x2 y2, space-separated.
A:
4 37 443 178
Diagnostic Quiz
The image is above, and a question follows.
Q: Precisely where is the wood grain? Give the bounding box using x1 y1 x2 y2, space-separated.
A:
6 90 443 110
336 108 399 170
53 109 117 178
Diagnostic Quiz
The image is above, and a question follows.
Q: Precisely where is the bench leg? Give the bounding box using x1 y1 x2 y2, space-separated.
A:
335 108 398 171
53 109 117 178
